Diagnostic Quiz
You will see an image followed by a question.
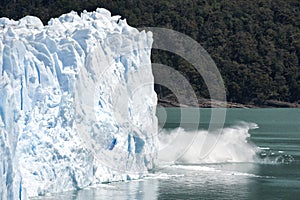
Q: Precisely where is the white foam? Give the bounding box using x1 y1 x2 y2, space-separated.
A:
157 122 260 165
144 172 184 180
166 164 261 178
168 165 220 172
224 171 260 177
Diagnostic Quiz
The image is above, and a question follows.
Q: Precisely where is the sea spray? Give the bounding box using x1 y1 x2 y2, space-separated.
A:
157 122 260 165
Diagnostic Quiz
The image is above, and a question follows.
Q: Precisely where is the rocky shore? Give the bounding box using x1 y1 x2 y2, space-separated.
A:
158 98 300 108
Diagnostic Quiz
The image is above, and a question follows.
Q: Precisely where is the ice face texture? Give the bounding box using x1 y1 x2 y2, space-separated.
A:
0 8 157 199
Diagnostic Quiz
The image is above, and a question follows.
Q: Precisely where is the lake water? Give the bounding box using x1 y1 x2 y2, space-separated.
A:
31 108 300 200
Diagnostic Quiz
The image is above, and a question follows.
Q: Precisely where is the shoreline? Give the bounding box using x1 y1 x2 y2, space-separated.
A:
158 98 300 108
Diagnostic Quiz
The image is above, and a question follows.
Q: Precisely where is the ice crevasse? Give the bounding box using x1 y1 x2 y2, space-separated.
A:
0 8 157 199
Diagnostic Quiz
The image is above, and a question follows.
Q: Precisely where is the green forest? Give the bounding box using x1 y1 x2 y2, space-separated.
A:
0 0 299 106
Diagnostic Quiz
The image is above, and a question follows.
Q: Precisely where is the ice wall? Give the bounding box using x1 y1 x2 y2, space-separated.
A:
0 8 157 199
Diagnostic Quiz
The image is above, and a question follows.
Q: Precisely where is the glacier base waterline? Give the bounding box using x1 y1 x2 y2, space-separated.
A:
0 8 157 199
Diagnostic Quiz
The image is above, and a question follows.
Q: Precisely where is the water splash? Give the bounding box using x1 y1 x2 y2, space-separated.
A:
157 122 260 165
157 122 296 166
258 147 295 164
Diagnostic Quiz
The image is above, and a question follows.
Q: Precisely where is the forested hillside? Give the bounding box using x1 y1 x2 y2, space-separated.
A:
1 0 299 106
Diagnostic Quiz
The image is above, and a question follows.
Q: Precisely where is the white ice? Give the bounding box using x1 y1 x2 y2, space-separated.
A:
0 8 157 199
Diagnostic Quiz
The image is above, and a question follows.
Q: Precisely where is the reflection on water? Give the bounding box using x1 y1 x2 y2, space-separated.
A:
31 163 300 200
74 179 159 200
156 163 257 200
31 178 159 200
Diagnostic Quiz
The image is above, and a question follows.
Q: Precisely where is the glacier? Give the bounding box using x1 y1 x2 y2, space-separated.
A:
0 8 157 199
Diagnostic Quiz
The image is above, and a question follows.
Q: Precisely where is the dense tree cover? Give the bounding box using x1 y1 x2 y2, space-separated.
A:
1 0 299 105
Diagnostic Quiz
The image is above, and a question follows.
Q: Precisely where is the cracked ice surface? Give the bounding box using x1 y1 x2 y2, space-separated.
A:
0 8 157 199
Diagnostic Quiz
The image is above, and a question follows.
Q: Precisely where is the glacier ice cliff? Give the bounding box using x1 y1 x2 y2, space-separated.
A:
0 8 157 199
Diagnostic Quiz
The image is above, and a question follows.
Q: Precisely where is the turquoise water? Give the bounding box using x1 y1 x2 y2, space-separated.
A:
157 108 300 159
31 108 300 200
